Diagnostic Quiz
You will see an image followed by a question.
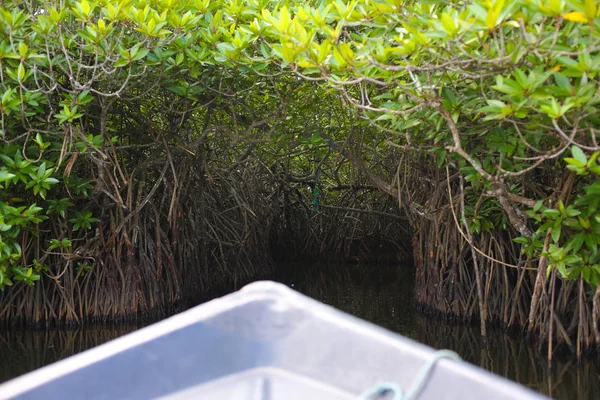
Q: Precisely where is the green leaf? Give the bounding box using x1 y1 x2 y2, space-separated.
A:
555 262 568 278
441 13 457 35
0 169 15 183
551 223 561 242
18 42 28 56
513 236 530 244
584 0 598 20
567 234 585 253
553 73 571 93
564 157 585 168
571 146 587 166
543 209 560 218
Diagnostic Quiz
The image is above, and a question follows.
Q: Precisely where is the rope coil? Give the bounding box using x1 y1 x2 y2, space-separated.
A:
358 350 461 400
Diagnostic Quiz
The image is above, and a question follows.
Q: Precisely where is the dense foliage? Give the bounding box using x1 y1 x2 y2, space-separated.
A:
0 0 599 349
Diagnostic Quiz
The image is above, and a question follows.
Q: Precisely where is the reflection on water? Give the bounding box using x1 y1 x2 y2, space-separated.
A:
0 325 142 384
1 264 599 400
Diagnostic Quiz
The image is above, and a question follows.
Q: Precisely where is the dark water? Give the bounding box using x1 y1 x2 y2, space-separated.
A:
1 264 599 399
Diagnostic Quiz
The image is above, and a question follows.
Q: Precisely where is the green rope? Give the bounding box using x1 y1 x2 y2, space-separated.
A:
312 184 320 211
358 350 461 400
312 170 321 211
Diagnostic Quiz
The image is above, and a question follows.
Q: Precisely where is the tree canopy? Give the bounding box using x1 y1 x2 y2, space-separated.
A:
1 0 600 346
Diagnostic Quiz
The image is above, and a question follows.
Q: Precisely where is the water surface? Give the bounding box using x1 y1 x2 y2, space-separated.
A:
0 264 598 399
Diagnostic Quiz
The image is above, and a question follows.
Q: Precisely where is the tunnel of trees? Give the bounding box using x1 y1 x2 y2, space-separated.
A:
1 0 599 358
